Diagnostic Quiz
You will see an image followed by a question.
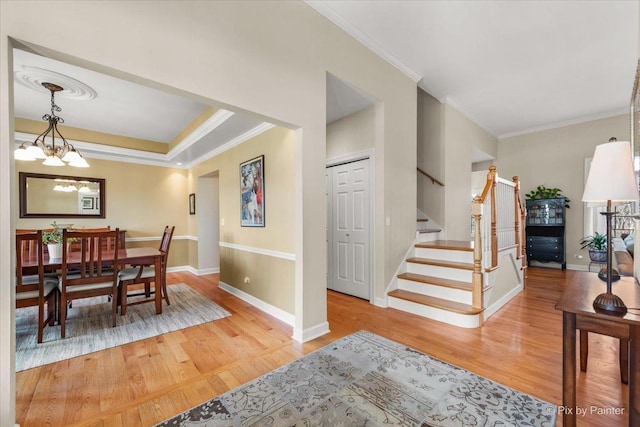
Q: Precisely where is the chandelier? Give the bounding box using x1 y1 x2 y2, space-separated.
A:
14 82 89 167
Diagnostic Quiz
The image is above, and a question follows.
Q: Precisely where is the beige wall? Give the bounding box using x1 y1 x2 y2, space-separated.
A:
417 89 445 225
326 106 376 159
1 1 418 421
191 126 296 314
496 113 630 269
443 104 498 240
14 159 190 269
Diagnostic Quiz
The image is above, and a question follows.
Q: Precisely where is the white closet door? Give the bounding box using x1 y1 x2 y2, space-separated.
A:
327 158 370 300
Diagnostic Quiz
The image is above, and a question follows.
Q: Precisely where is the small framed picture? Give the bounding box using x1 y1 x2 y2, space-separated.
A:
189 193 196 215
82 197 94 210
240 155 264 227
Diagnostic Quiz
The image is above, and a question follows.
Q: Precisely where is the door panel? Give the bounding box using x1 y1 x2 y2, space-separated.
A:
326 159 370 300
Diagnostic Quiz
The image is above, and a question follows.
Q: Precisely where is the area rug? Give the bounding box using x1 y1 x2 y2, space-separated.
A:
15 283 231 372
157 330 556 427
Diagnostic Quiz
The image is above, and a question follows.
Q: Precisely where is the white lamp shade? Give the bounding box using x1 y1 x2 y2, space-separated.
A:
14 146 35 161
61 149 81 163
26 144 46 159
582 140 639 202
69 157 90 168
42 155 65 167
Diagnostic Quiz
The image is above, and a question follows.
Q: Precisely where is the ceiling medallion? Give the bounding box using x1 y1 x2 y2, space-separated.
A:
14 66 97 101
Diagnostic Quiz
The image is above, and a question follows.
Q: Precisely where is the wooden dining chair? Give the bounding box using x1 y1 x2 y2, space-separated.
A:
58 229 120 339
118 225 174 315
15 230 58 344
68 226 112 252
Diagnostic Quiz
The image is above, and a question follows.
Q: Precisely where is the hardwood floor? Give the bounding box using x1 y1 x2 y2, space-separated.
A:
16 268 628 426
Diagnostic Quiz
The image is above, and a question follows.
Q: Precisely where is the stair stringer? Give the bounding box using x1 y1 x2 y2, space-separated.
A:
381 232 419 307
386 238 524 328
482 246 525 319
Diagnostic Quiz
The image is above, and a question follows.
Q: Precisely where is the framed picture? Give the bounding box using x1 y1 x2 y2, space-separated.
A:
240 155 264 227
81 197 94 210
189 193 196 215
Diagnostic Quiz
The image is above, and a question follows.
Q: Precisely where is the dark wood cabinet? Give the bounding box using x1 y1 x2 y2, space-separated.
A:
526 198 566 270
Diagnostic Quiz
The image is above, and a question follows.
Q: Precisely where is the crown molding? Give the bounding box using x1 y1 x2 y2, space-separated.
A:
166 109 235 159
183 122 276 169
439 96 498 138
14 121 276 169
498 107 629 140
305 1 422 83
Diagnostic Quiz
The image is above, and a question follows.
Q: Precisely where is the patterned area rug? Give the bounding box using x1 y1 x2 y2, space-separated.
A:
16 284 231 372
158 330 556 426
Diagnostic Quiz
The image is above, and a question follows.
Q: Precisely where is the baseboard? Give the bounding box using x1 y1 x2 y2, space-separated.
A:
292 321 330 343
197 267 220 275
484 284 524 319
565 263 589 272
166 265 219 275
373 296 387 308
218 280 295 327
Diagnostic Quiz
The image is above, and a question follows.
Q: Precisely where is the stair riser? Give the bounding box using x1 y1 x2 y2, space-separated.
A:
398 278 472 305
414 248 473 263
406 263 473 282
388 296 481 328
417 232 441 243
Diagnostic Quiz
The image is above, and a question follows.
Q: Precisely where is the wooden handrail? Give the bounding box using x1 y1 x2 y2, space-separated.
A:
471 166 526 310
417 167 444 187
477 166 496 203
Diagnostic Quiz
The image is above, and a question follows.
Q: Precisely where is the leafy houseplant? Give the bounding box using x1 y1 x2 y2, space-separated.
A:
42 221 74 258
42 221 63 245
579 232 607 262
525 185 571 208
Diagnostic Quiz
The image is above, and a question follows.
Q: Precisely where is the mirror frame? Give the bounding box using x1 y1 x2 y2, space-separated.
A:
19 172 106 218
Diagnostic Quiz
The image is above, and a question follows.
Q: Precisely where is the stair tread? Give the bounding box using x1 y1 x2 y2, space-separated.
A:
388 289 483 315
417 228 441 234
416 240 474 251
397 272 471 291
407 257 474 270
417 218 429 222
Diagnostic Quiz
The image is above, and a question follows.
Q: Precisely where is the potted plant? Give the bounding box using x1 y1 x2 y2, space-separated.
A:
579 232 607 262
525 185 571 208
42 221 72 259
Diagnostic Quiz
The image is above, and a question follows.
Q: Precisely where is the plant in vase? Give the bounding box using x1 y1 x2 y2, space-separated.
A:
42 221 73 258
579 232 607 262
525 185 571 208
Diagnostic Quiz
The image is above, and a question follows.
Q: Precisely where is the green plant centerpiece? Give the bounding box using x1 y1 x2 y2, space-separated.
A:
42 221 63 245
42 221 74 258
525 185 571 208
579 232 607 262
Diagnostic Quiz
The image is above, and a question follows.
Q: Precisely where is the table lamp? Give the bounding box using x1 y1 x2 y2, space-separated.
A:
582 138 639 315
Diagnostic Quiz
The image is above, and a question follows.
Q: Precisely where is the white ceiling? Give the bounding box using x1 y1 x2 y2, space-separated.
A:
13 1 640 169
309 0 640 138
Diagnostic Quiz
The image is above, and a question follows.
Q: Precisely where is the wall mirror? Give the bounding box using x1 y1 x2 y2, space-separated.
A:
19 172 106 218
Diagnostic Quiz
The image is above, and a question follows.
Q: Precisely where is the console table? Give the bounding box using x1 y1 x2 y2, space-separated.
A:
556 272 640 426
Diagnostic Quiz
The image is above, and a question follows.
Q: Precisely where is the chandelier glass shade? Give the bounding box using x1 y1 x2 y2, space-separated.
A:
14 82 89 168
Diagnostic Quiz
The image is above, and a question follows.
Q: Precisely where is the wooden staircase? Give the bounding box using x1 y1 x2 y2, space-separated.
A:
388 240 488 328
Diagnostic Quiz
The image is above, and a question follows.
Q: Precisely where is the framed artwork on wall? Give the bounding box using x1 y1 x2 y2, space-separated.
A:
240 155 265 227
189 193 196 215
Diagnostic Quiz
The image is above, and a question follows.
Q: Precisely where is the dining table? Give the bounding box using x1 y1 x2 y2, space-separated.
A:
22 246 165 314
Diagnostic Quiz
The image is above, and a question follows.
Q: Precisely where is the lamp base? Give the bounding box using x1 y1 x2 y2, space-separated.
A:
598 267 621 282
593 292 628 315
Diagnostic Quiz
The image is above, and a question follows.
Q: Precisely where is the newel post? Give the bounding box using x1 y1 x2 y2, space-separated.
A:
489 167 498 269
513 176 521 257
472 196 483 311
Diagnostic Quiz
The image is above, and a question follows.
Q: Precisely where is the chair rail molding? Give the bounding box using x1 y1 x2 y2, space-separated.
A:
218 241 295 261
